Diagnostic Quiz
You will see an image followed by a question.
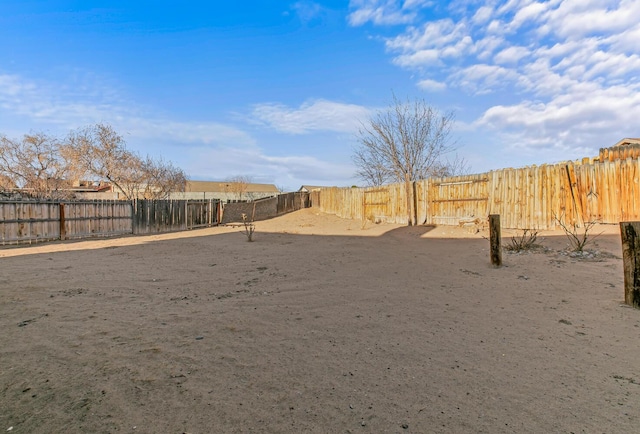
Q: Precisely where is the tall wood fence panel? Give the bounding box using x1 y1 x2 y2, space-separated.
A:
318 185 410 224
133 199 219 235
0 201 60 244
63 201 132 240
487 164 572 230
133 200 185 235
425 174 490 226
363 183 408 224
573 158 640 223
318 187 365 221
277 192 310 215
314 157 640 230
186 200 219 229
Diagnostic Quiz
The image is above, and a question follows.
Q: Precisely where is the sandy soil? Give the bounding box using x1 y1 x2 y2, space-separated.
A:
1 209 638 433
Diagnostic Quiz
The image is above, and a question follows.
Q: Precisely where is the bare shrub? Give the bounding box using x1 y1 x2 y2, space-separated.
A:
554 213 601 252
242 213 255 242
505 229 540 252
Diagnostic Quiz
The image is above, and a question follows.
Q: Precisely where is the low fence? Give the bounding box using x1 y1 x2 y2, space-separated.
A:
0 193 312 245
133 199 219 235
0 199 220 245
220 192 309 224
314 157 640 230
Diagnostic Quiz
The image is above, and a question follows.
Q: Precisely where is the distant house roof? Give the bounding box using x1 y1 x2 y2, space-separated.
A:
298 185 331 192
186 181 279 193
599 138 640 162
69 180 113 193
612 138 640 147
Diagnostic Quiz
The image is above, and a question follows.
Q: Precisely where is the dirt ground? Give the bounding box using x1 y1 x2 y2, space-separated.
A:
1 208 639 433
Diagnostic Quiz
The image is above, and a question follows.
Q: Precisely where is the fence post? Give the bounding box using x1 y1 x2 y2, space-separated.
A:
59 203 66 241
412 181 418 226
131 200 136 235
489 214 502 267
620 222 640 309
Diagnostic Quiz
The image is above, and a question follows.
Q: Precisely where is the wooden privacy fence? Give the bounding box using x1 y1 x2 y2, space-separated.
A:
133 199 220 235
277 192 310 215
0 200 133 245
0 199 221 245
314 157 640 230
220 192 310 224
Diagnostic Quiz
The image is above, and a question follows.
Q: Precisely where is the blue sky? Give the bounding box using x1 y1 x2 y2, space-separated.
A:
1 1 639 190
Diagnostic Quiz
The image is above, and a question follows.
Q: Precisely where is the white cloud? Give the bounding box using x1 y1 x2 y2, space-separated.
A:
251 99 371 134
477 83 640 151
393 49 440 67
507 1 548 31
472 6 493 25
347 0 434 26
0 74 36 97
543 0 640 39
385 19 465 52
290 1 325 24
359 0 640 157
185 145 355 187
0 72 255 148
494 45 530 64
453 64 521 94
417 78 447 91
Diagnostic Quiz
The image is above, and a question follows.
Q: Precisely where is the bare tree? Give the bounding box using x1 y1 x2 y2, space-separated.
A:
225 175 252 201
65 124 140 199
353 94 458 224
431 154 471 178
0 132 72 198
65 123 186 199
140 156 187 199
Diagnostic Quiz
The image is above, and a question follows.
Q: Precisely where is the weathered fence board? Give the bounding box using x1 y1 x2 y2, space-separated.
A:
187 200 217 229
221 192 309 224
0 201 60 244
426 174 489 226
277 192 310 215
133 200 169 235
0 199 220 244
315 157 640 230
64 201 133 240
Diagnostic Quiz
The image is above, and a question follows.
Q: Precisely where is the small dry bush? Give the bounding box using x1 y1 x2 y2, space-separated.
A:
241 213 255 242
505 229 540 252
554 213 601 252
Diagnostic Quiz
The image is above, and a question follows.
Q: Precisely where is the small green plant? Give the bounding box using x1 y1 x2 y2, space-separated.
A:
241 213 255 242
554 212 601 252
505 229 539 252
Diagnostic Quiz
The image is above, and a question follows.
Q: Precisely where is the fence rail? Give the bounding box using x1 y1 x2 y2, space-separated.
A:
314 158 640 230
220 192 309 224
0 199 221 245
0 194 311 245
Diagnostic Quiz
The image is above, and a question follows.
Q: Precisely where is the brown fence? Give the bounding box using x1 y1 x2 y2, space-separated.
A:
277 192 310 214
0 199 221 245
314 158 640 230
0 193 313 245
0 200 133 245
62 201 133 240
220 192 310 224
133 199 219 235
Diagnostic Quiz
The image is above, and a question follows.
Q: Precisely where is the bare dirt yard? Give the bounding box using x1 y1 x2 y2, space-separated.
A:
1 209 639 433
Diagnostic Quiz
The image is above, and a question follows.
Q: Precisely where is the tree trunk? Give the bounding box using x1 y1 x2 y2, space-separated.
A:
405 176 413 226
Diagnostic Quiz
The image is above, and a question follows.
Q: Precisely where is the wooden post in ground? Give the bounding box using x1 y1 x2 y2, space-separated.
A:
620 222 640 309
412 181 418 226
59 203 66 241
489 214 502 267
